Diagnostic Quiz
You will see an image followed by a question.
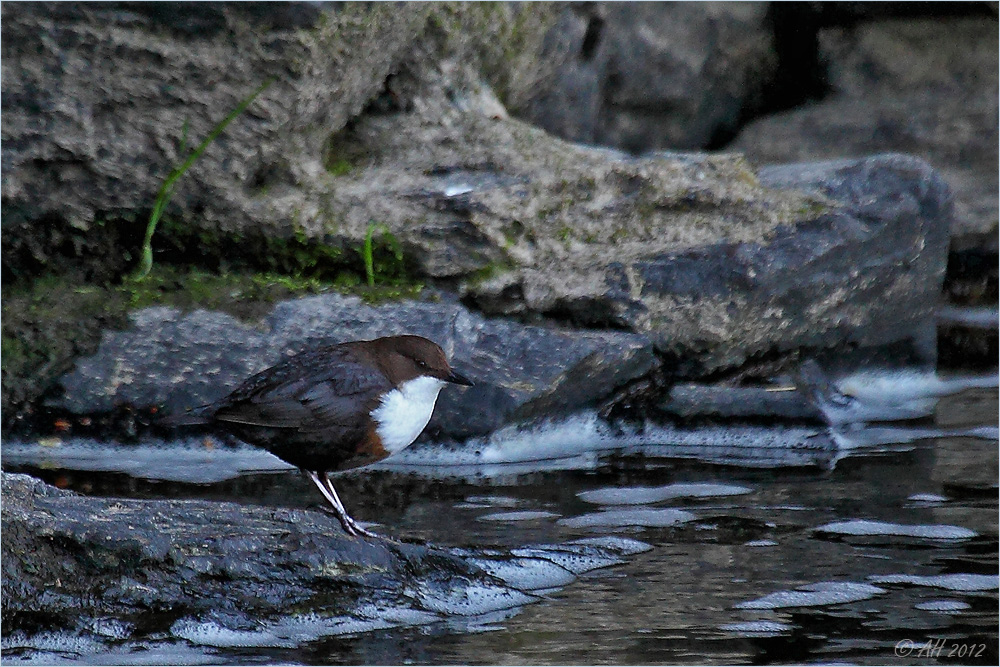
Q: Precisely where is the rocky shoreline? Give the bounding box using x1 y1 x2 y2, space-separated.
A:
1 2 995 646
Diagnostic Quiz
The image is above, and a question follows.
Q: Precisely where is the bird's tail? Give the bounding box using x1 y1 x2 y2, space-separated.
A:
156 404 214 428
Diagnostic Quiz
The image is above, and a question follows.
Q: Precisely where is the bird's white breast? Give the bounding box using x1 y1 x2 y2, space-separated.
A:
370 376 446 453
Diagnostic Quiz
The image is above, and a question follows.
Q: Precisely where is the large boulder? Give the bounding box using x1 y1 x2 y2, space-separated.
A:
732 17 998 254
0 2 565 282
463 152 952 374
54 294 657 440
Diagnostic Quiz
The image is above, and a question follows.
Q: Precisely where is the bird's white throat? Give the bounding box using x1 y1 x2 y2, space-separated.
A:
370 376 446 453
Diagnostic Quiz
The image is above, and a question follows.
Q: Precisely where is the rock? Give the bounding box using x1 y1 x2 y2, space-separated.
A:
466 152 951 374
54 293 658 440
1 471 644 645
0 2 564 282
732 17 998 254
519 2 777 151
0 471 470 627
659 384 824 423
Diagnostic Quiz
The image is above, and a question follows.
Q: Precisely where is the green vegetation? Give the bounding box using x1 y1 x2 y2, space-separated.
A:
326 159 353 176
463 260 516 288
359 222 407 288
132 78 274 281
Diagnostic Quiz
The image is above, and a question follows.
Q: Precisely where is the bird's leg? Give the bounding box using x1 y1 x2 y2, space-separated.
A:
304 471 378 538
322 473 380 538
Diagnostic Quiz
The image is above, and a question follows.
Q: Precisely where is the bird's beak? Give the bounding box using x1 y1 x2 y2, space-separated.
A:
446 369 474 386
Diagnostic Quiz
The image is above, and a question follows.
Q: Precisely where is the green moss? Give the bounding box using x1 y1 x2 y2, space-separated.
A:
463 260 515 288
795 198 832 219
326 159 353 176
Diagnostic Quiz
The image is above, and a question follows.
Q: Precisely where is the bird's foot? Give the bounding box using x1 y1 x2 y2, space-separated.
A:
340 515 380 539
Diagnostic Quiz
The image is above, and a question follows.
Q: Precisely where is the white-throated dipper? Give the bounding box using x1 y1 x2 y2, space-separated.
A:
164 335 473 537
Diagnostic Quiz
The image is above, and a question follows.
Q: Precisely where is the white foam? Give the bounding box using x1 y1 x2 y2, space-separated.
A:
735 582 886 610
558 508 696 529
0 631 105 656
907 493 948 503
1 437 292 483
411 582 538 616
744 539 778 547
578 482 752 505
85 619 133 640
476 510 560 522
170 604 443 650
0 639 229 665
815 520 977 540
802 368 1000 425
914 599 971 612
719 620 793 635
468 556 578 590
836 369 999 404
868 573 999 592
171 618 297 648
379 411 839 477
568 536 653 556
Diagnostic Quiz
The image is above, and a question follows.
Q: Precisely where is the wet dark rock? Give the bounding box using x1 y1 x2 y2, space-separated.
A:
659 384 824 424
733 17 998 255
54 294 657 440
0 471 478 630
937 307 1000 372
523 152 950 376
1 471 650 643
520 3 777 151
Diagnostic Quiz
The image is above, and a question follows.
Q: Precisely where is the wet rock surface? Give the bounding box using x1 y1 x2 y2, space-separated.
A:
55 294 657 440
1 471 467 628
0 471 648 640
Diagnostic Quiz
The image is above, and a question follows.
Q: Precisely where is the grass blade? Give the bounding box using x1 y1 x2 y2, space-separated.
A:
131 78 275 281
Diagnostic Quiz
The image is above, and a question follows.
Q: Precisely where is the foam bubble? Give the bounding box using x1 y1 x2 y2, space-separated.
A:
719 620 793 635
1 437 292 484
578 482 752 505
735 581 886 610
744 539 778 547
868 573 998 592
0 631 105 656
815 520 977 540
559 508 696 529
171 619 295 648
568 536 653 556
914 599 971 612
468 556 577 590
510 546 623 574
907 493 947 503
379 412 840 477
412 582 538 616
476 510 560 522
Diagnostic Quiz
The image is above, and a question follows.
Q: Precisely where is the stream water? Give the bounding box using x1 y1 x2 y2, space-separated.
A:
2 369 997 665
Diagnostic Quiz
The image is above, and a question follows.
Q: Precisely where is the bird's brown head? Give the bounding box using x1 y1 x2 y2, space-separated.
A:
372 335 473 387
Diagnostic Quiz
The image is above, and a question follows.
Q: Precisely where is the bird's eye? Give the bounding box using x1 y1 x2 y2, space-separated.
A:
416 360 427 368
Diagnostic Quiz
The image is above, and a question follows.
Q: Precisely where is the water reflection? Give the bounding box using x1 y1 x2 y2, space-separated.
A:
2 376 996 664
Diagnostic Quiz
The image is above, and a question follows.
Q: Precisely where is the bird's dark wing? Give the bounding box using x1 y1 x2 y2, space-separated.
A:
209 346 391 436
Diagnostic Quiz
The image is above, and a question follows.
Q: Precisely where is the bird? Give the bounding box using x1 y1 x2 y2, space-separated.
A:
162 335 473 537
